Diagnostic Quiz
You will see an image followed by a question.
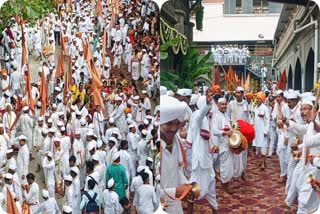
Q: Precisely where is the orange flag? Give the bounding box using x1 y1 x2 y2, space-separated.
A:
215 64 221 85
86 45 104 111
211 64 215 86
115 0 119 15
110 6 115 28
82 39 88 60
68 0 72 10
244 73 251 91
40 67 48 116
277 70 287 90
228 64 235 83
241 73 244 88
7 187 19 213
222 66 230 91
24 64 34 114
55 54 65 78
96 0 103 17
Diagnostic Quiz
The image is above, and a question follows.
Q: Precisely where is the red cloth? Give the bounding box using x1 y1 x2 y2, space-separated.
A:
237 119 255 142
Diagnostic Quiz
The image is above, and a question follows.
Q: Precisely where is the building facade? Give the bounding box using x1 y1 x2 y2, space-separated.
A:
272 1 320 92
192 0 282 87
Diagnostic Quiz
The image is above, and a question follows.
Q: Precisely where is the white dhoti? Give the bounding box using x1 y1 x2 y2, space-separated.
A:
220 150 234 183
285 163 304 206
132 61 140 81
190 167 217 209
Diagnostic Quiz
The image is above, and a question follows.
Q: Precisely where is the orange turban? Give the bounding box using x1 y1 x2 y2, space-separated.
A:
211 85 221 93
256 92 266 103
1 69 7 75
245 93 253 100
77 32 82 38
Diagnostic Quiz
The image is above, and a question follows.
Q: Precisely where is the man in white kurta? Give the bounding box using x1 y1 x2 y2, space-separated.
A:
272 90 291 182
22 173 40 213
252 92 270 170
226 86 249 179
109 97 128 140
17 135 29 182
283 98 312 209
102 178 121 214
212 97 234 193
159 95 189 214
188 94 218 211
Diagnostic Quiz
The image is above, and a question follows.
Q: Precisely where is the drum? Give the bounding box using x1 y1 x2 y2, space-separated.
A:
228 130 242 149
229 130 248 154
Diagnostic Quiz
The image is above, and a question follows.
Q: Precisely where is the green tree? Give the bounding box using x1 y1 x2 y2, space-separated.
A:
0 0 55 32
161 43 212 91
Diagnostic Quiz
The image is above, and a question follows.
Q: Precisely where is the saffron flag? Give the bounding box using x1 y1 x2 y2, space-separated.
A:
6 187 19 213
86 45 104 112
55 54 65 78
241 73 244 88
96 0 103 17
277 69 287 90
40 67 48 116
244 73 251 91
222 66 230 91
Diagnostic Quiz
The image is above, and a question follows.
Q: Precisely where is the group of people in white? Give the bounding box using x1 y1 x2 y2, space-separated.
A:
211 44 251 65
0 0 162 213
160 83 320 213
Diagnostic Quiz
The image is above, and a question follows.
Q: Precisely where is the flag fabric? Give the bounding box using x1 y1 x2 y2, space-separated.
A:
24 64 35 114
277 69 287 90
215 64 221 85
222 66 230 91
55 54 65 78
228 64 235 83
244 73 251 91
40 67 48 116
96 0 103 17
110 6 116 28
7 187 20 213
86 45 104 112
241 73 244 88
115 0 119 15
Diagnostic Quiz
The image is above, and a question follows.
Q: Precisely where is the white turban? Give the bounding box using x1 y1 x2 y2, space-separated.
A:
160 95 186 125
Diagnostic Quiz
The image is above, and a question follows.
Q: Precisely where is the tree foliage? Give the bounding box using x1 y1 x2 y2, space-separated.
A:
161 43 212 91
0 0 56 31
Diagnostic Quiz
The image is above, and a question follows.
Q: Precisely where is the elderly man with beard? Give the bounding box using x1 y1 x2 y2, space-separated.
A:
187 91 218 213
160 95 196 214
272 90 291 183
282 97 318 212
226 86 249 180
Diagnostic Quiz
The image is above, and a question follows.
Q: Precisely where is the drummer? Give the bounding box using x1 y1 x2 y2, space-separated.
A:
212 97 234 194
226 86 249 180
252 92 270 170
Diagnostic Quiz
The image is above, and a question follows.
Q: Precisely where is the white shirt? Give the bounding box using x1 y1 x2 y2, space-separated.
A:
102 189 120 214
136 184 158 214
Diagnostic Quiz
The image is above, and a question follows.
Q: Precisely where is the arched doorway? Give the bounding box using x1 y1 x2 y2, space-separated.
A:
294 58 302 91
305 48 315 92
288 65 293 89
